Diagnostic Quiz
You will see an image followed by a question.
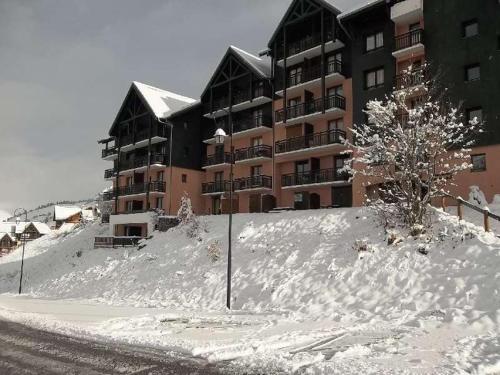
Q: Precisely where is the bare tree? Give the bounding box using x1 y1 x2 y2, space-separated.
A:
347 65 481 231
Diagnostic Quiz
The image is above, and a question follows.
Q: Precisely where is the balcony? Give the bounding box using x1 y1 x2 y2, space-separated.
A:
275 94 346 126
276 60 344 96
202 181 232 195
391 0 423 25
394 68 426 91
94 236 141 248
234 175 272 192
104 168 116 180
204 86 273 118
275 129 345 161
119 154 167 173
118 122 169 152
276 31 344 67
104 181 166 200
281 168 350 189
102 147 118 161
234 145 272 165
392 29 424 60
203 115 272 144
202 152 233 169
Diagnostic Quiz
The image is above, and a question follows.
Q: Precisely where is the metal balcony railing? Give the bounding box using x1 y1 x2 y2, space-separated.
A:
275 128 346 154
203 152 233 167
118 122 169 148
234 175 272 191
395 68 426 89
277 30 335 60
281 168 350 187
275 94 346 123
234 145 272 162
202 181 233 194
394 29 424 51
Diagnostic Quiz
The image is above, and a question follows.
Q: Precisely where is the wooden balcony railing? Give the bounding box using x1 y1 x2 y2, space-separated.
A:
119 154 167 171
209 86 271 114
104 168 116 179
104 181 166 200
234 145 272 162
275 94 346 123
233 114 272 133
394 29 424 51
94 236 141 248
275 129 346 154
281 168 350 187
234 175 272 191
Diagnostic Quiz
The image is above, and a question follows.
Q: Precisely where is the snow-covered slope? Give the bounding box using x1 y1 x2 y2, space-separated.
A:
3 199 95 223
0 208 498 321
0 207 498 373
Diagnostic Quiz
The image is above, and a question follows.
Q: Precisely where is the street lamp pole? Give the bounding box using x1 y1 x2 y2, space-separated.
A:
213 115 233 309
14 208 28 295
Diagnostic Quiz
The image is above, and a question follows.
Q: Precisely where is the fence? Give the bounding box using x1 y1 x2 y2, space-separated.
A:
440 192 500 232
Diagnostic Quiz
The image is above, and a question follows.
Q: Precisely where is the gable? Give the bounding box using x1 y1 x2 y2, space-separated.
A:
267 0 341 48
108 86 151 136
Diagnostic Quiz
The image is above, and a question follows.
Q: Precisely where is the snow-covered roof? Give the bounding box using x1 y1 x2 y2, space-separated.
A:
132 81 196 120
0 222 16 234
167 100 202 119
229 46 272 78
54 205 82 221
0 232 16 242
0 221 51 235
338 0 385 20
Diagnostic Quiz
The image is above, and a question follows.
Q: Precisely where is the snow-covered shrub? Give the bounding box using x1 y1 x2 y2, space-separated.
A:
469 186 487 206
347 64 481 229
207 241 221 262
353 240 370 253
177 193 195 225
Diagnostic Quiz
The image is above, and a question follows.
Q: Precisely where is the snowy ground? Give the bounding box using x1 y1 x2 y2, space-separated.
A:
0 208 499 374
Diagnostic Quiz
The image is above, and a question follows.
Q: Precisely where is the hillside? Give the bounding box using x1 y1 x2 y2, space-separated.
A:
0 208 498 373
1 199 96 223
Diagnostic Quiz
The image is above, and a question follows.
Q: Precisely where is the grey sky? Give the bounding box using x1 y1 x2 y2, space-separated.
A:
0 0 363 213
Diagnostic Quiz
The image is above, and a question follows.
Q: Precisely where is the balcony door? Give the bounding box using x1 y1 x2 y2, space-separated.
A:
289 66 303 86
134 172 144 184
328 118 344 143
295 160 310 186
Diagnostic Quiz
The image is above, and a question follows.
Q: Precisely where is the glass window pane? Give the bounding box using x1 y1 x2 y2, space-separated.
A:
464 22 478 37
366 71 376 88
366 35 375 51
376 32 384 48
377 69 385 85
467 65 480 81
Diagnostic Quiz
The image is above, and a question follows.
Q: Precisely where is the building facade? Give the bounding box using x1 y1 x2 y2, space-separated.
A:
98 0 500 237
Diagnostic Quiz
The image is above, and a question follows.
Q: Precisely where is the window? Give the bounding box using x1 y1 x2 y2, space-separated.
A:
465 64 480 81
251 137 263 147
251 165 262 176
365 67 384 89
289 66 303 86
327 85 344 97
295 160 310 174
327 53 342 73
182 174 187 183
462 19 478 38
288 97 300 107
214 171 224 182
365 31 384 52
156 197 163 209
328 118 344 131
409 22 421 32
157 171 164 181
184 146 189 157
471 154 486 172
253 108 264 126
126 201 133 212
126 176 133 186
467 107 483 124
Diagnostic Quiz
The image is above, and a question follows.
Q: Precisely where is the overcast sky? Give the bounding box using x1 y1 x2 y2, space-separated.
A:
0 0 363 213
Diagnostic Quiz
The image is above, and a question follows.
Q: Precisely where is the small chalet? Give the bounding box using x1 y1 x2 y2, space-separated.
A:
15 222 51 241
53 205 82 229
0 233 16 255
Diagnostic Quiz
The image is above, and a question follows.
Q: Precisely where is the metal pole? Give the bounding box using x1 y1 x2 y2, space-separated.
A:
15 208 27 295
227 116 233 310
168 122 173 216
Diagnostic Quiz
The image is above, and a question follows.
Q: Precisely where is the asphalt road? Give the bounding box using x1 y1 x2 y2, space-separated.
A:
0 319 226 375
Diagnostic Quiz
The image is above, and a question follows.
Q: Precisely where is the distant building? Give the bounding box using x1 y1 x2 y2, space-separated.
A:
53 205 83 228
0 233 16 255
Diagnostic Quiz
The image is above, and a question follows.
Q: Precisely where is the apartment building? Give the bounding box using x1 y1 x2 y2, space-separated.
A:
99 81 207 237
200 46 275 214
98 0 500 236
340 0 500 203
269 0 354 210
